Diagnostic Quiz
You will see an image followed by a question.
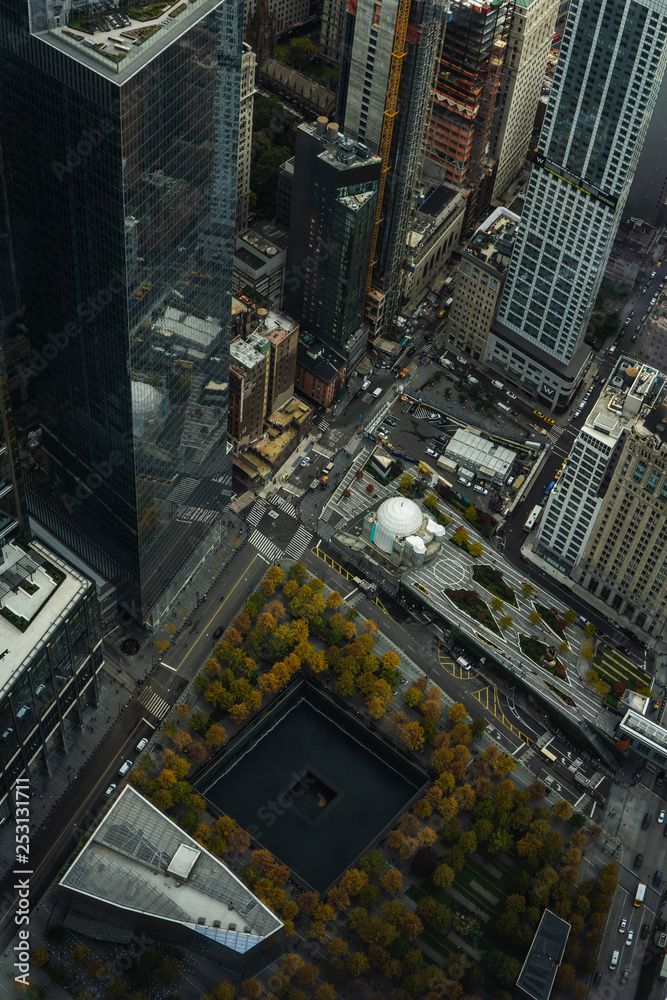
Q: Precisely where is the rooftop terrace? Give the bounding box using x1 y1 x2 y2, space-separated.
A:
46 0 219 75
0 539 92 702
463 205 520 272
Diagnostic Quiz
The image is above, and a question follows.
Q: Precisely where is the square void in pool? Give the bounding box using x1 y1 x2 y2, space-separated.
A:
200 689 428 892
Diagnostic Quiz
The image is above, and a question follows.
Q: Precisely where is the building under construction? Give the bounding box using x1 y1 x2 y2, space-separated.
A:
337 0 446 338
427 0 513 209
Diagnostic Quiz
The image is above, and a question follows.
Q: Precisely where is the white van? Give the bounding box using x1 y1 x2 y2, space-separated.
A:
372 387 383 399
492 380 505 390
467 376 479 385
609 950 620 971
118 759 133 777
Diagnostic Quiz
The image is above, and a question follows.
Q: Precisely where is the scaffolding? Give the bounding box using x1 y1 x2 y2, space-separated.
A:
427 0 513 184
365 0 412 294
378 0 447 337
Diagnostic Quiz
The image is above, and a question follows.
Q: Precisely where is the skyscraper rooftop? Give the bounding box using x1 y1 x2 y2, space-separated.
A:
60 786 283 952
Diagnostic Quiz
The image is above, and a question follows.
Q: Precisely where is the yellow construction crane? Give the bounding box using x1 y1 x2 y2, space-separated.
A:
365 0 412 293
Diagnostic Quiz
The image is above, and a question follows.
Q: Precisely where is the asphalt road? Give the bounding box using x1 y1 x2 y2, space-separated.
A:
0 542 268 953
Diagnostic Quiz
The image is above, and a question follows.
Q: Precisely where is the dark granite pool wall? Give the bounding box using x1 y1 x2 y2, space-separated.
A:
195 677 432 893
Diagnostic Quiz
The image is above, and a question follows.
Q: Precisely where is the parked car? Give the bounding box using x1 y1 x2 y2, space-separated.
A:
618 918 627 934
457 478 472 488
506 391 517 399
659 810 665 824
653 870 662 888
425 448 438 457
593 971 602 986
300 457 310 467
104 783 117 797
658 770 666 786
473 485 488 495
642 812 652 829
213 625 224 640
136 737 148 752
634 854 643 870
457 356 467 364
620 969 629 985
385 417 397 427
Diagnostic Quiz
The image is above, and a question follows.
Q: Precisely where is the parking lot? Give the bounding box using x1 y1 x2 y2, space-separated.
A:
367 356 542 516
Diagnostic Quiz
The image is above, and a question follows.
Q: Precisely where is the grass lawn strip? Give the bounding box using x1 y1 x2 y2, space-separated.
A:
595 651 652 691
518 633 570 683
544 679 576 706
444 587 501 636
602 650 651 685
534 602 567 639
472 564 518 607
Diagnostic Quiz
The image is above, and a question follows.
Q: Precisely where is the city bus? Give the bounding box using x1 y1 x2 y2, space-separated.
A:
635 883 647 906
523 505 543 532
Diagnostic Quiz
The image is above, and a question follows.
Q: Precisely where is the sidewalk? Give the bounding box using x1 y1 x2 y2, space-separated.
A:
0 669 131 873
106 510 249 664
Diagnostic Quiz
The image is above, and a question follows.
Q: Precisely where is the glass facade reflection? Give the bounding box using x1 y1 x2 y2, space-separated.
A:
0 0 242 625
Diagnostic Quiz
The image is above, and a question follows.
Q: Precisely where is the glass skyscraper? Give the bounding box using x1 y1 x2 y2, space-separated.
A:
486 0 667 411
0 0 242 625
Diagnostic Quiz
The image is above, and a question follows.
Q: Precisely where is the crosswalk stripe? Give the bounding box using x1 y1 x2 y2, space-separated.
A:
248 529 284 564
271 496 299 518
247 499 267 527
138 690 171 719
285 525 312 561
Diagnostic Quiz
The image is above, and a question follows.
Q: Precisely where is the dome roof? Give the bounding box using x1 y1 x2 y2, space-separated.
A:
376 497 423 546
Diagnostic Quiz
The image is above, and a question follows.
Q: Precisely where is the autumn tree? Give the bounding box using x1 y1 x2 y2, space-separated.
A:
433 863 455 889
380 869 403 896
554 963 575 989
528 780 546 800
206 724 227 749
552 799 572 821
447 702 468 724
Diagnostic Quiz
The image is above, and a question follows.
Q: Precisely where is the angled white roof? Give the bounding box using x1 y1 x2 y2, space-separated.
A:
59 787 282 954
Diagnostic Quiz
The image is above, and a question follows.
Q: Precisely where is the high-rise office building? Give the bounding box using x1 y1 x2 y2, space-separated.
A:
285 119 381 370
319 0 347 63
427 0 512 189
485 0 667 412
446 206 519 360
237 44 257 233
0 0 243 626
337 0 444 333
489 0 559 201
536 359 667 637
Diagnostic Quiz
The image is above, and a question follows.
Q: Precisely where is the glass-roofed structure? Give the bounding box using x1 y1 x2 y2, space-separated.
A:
59 786 284 969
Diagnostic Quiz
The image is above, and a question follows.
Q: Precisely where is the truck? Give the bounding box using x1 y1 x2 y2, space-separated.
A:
459 468 474 481
497 402 511 412
437 455 457 473
659 953 667 980
440 356 454 369
511 475 525 492
444 297 454 309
